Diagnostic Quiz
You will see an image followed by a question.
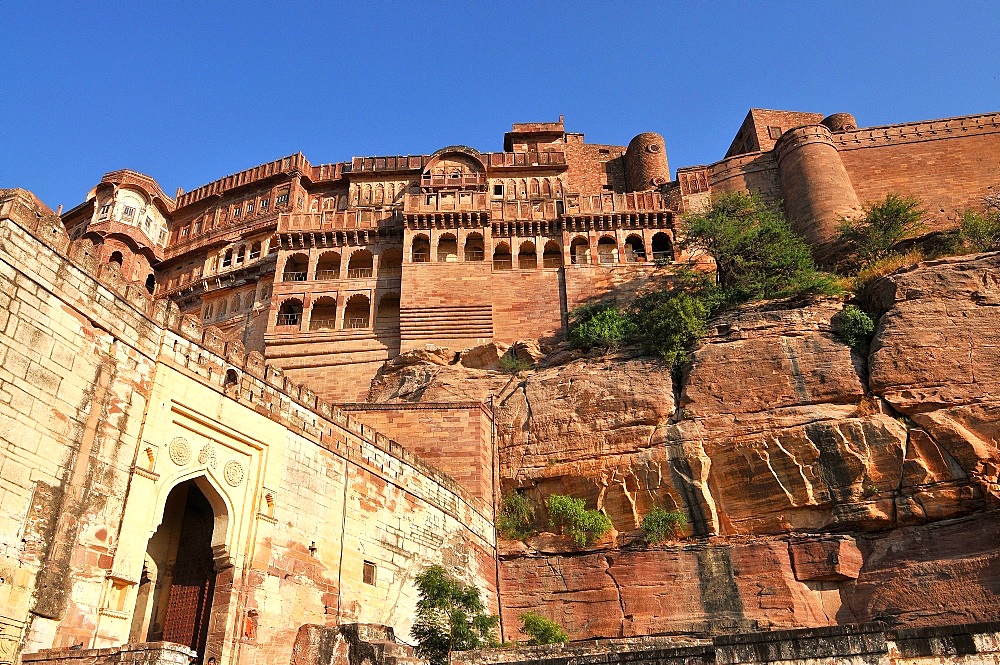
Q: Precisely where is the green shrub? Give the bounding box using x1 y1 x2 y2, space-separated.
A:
496 492 535 540
568 302 636 352
546 494 613 547
959 209 1000 252
640 506 688 544
629 289 710 369
837 193 926 268
498 353 533 375
518 611 569 645
838 305 876 353
682 192 838 304
411 565 499 665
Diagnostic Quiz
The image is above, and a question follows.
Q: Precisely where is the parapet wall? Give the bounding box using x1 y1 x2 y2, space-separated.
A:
0 188 496 664
455 622 1000 665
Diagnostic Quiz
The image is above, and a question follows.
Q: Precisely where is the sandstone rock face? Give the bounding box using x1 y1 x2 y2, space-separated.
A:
369 254 1000 640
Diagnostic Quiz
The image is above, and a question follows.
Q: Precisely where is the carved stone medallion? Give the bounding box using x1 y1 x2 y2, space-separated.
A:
168 437 191 465
224 460 245 487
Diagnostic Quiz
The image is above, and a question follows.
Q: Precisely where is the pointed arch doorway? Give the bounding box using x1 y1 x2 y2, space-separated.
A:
133 479 222 658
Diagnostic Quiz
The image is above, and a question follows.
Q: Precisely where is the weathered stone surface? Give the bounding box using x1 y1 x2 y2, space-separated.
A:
869 252 1000 503
788 535 863 582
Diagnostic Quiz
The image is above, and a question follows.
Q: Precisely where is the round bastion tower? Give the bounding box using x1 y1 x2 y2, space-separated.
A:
774 121 860 261
624 132 671 191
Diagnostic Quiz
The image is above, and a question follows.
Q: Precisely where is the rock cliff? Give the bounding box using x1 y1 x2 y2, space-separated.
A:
368 252 1000 640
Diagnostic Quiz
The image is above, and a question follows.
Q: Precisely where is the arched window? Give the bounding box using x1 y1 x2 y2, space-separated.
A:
276 299 302 327
375 294 400 330
493 243 512 270
343 294 370 329
109 251 123 266
625 235 647 263
542 240 562 268
570 237 590 265
374 184 385 205
506 179 517 200
282 253 308 281
518 241 537 269
249 241 262 260
347 249 373 278
542 179 552 197
464 233 485 261
309 296 337 331
222 248 233 268
437 233 458 262
145 274 156 294
217 300 227 318
380 248 403 275
529 179 540 197
651 232 674 262
597 236 618 264
411 235 430 263
315 251 341 280
203 303 213 320
231 294 241 312
235 245 246 264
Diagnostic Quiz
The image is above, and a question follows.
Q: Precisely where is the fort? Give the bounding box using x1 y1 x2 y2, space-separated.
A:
1 108 999 665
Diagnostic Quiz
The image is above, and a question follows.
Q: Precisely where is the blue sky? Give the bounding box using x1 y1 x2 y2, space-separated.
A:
2 1 998 210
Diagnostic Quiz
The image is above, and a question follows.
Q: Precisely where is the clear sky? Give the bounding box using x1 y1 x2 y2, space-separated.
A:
2 1 998 211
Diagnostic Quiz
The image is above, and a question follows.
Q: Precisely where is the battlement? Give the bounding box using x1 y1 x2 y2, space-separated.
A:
175 153 310 209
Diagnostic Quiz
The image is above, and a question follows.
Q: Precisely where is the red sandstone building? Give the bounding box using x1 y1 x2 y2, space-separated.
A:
61 110 1000 402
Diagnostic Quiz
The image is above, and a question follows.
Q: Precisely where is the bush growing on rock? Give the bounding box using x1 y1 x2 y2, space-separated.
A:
837 193 926 269
959 208 1000 252
838 305 876 353
518 611 569 645
568 301 636 352
546 494 613 547
640 506 688 544
411 565 499 665
497 491 536 540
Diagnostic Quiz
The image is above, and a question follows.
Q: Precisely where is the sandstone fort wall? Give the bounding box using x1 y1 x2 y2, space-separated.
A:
0 190 496 664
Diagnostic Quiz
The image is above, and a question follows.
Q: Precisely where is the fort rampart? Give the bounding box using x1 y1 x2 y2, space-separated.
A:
0 189 496 665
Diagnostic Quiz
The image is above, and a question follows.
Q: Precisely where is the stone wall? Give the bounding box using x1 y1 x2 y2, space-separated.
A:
0 189 496 665
455 622 1000 665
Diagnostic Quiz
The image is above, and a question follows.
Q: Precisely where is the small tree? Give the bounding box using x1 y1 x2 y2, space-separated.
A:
837 193 925 268
546 495 613 547
959 208 1000 252
682 192 835 305
628 288 710 369
411 565 499 665
640 506 688 544
519 611 569 645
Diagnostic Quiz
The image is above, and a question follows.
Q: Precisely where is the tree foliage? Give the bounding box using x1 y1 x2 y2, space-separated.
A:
518 611 569 645
959 208 1000 252
837 193 926 268
567 301 636 352
546 494 612 547
640 506 688 544
410 565 499 665
682 192 836 304
496 492 535 540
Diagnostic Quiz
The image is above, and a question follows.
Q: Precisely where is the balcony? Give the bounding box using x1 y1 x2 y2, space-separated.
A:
345 317 370 329
420 173 486 189
276 313 300 326
346 268 374 279
309 318 337 331
282 271 308 282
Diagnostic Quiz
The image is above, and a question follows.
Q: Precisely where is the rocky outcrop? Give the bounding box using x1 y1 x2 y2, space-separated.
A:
369 252 1000 640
